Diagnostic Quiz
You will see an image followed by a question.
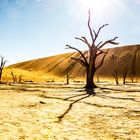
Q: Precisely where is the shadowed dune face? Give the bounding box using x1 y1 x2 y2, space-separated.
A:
4 44 140 82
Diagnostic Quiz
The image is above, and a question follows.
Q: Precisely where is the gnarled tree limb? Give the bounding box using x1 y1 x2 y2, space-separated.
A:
75 36 91 48
93 24 109 44
65 45 88 66
96 50 105 58
98 37 119 49
71 57 88 67
88 10 94 44
95 49 109 69
96 41 103 48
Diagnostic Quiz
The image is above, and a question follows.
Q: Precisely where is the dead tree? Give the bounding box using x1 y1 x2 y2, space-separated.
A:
66 73 75 84
11 71 17 82
66 10 119 89
11 72 23 83
18 74 23 83
64 59 76 84
112 71 119 85
120 54 130 84
0 56 7 82
130 49 137 83
66 73 71 84
110 55 119 85
122 67 128 84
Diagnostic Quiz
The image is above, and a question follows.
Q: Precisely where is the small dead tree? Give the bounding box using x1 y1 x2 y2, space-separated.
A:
110 55 119 85
66 10 118 89
112 71 119 85
11 72 23 83
11 71 17 82
120 54 130 84
18 74 23 83
130 49 137 83
64 60 76 84
66 72 75 84
0 56 7 82
66 73 71 84
122 67 128 84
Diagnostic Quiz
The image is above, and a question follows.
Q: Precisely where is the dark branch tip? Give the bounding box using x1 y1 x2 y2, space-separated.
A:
105 23 109 26
114 37 118 40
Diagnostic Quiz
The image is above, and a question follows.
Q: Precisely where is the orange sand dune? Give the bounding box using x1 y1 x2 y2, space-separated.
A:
4 44 140 82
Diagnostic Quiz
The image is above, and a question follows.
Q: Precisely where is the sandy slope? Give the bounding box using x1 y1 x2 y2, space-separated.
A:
6 44 140 79
0 83 140 140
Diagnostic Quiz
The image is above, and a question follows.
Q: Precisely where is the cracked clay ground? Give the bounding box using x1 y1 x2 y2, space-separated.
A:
0 82 140 140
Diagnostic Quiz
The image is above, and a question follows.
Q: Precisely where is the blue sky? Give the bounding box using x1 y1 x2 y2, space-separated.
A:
0 0 140 65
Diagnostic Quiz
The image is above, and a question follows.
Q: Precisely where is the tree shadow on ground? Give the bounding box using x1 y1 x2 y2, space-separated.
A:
98 87 140 102
96 94 140 102
101 87 140 92
57 89 96 122
38 87 140 122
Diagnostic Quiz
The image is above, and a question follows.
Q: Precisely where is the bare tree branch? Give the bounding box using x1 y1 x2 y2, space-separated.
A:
92 29 97 38
0 56 4 68
95 49 109 69
0 55 7 81
98 37 119 49
65 44 88 66
96 41 103 48
75 36 91 48
0 56 7 70
93 24 109 44
71 57 88 67
88 10 94 44
96 50 105 57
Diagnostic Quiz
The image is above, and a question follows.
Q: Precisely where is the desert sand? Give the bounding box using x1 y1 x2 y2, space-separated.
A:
0 82 140 140
6 44 140 82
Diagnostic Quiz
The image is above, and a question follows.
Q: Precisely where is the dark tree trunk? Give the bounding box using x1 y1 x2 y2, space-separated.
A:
123 77 126 84
122 68 128 85
66 77 69 84
85 67 97 89
66 79 69 84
